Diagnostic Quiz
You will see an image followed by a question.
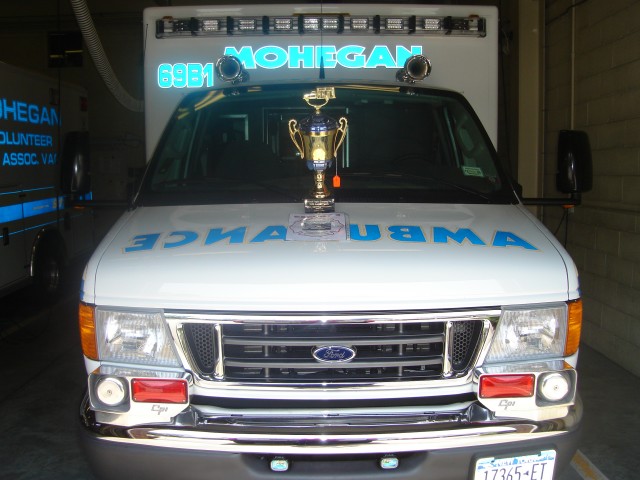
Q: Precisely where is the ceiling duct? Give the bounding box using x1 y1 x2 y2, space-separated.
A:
69 0 144 112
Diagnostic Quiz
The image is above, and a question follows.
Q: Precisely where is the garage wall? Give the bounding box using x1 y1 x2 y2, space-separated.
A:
543 0 640 376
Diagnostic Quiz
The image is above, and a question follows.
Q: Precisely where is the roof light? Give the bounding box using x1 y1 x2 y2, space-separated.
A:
238 18 257 31
322 17 340 30
274 17 293 31
155 14 486 38
160 16 174 34
350 17 369 30
468 16 481 32
303 16 321 31
385 18 404 30
200 19 220 32
423 18 441 30
157 17 197 36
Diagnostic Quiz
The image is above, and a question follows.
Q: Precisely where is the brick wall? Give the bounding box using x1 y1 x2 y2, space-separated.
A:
543 0 640 376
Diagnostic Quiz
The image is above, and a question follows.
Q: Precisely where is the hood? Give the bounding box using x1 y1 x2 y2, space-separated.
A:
82 203 578 311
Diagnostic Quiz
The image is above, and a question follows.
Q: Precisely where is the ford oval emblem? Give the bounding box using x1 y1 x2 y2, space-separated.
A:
312 345 356 363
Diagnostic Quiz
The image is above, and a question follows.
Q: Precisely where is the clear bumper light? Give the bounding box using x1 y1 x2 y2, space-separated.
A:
485 304 568 363
538 372 571 402
95 377 127 406
95 309 181 367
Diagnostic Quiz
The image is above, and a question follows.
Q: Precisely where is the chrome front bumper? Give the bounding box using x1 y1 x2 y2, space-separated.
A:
80 394 582 456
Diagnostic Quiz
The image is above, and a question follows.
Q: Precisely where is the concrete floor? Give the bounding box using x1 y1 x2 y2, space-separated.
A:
0 269 638 480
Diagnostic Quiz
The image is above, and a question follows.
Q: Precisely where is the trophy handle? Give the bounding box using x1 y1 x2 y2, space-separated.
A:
333 117 348 158
288 119 305 159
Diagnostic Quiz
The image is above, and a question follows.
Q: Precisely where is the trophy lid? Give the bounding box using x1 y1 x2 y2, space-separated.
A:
299 112 339 134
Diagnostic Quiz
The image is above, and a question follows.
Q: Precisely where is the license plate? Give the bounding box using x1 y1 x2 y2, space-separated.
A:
474 450 556 480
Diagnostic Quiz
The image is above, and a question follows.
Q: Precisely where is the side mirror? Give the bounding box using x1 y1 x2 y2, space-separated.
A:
61 131 91 195
556 130 592 194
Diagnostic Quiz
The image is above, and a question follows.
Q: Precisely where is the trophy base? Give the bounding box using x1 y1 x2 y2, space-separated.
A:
304 198 335 213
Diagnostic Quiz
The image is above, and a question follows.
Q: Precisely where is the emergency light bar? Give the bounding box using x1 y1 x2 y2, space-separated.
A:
157 14 486 37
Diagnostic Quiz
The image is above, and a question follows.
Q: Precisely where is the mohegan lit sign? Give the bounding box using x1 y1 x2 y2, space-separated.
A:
225 44 422 69
157 44 423 88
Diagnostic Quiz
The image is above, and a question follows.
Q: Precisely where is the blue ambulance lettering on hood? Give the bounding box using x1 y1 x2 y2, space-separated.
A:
122 225 537 253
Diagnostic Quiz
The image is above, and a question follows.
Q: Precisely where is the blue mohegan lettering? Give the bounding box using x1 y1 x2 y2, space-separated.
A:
254 46 288 69
336 45 366 68
316 46 337 68
365 45 395 68
0 98 59 126
288 45 315 69
223 45 423 70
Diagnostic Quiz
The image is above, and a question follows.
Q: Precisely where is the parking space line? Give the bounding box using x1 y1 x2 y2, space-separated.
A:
571 450 609 480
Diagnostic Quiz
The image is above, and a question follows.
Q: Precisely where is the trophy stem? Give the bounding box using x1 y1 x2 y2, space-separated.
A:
312 170 330 199
304 169 334 213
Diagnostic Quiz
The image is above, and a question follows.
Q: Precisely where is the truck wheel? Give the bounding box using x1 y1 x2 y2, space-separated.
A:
33 245 63 301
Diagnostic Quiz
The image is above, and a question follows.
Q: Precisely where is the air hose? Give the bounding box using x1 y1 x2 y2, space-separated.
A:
69 0 144 112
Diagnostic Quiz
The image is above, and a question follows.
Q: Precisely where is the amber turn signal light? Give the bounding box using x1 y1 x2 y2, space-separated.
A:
565 299 582 356
79 303 98 360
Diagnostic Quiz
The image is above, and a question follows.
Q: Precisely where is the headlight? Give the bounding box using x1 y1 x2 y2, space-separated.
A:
95 309 181 367
485 304 567 363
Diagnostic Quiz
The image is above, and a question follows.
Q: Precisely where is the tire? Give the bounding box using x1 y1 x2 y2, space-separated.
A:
33 244 64 301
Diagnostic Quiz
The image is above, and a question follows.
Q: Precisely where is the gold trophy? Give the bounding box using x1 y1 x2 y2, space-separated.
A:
288 87 348 213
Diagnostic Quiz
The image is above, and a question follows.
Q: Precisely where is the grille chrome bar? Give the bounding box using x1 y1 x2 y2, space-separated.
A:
443 321 454 377
225 357 443 369
214 323 224 380
223 334 444 346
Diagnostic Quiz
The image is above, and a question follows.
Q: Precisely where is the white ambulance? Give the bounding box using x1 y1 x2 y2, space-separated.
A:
78 4 590 479
0 62 92 299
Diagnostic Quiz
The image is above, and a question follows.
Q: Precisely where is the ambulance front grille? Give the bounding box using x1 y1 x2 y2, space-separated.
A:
181 318 485 383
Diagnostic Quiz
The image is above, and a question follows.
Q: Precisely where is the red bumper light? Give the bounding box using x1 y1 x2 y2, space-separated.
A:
479 374 535 399
131 378 188 404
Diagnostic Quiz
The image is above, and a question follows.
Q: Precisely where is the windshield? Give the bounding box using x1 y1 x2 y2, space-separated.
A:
138 84 516 206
